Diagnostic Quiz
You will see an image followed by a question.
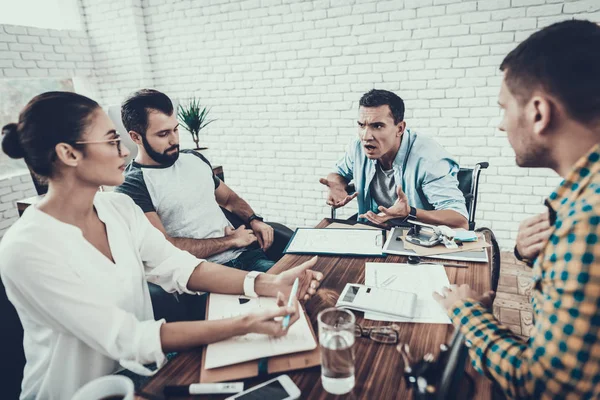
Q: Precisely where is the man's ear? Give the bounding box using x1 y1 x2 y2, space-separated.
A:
530 96 552 137
54 143 80 168
129 130 143 145
396 120 406 137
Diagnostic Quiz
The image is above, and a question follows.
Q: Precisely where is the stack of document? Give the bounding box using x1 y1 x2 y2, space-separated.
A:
364 263 451 324
204 294 317 369
383 227 489 262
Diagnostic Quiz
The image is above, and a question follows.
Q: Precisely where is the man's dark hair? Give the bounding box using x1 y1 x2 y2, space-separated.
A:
359 89 405 125
121 89 174 135
500 19 600 125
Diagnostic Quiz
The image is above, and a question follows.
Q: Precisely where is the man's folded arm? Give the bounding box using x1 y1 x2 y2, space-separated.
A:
144 211 236 259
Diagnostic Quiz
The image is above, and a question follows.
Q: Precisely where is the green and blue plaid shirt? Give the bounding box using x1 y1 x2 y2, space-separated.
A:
449 144 600 399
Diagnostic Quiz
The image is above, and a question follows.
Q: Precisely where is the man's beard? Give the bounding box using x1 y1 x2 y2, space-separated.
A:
142 137 180 165
512 114 553 169
516 143 552 168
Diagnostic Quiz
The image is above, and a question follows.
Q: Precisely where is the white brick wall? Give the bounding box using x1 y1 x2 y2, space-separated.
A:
0 24 94 79
2 1 600 249
0 22 96 239
126 0 598 247
81 0 154 105
0 173 36 239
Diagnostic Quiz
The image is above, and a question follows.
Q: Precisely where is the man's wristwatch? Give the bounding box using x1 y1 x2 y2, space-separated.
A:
243 270 263 298
247 213 264 224
403 206 417 222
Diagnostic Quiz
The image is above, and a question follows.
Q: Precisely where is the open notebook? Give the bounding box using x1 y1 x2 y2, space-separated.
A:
204 294 317 370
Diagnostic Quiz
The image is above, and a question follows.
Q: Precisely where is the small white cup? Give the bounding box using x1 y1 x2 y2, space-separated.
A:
71 375 134 400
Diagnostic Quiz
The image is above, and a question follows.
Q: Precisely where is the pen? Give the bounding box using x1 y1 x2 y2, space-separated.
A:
442 263 469 268
418 262 469 268
164 382 244 396
282 277 299 329
381 275 397 287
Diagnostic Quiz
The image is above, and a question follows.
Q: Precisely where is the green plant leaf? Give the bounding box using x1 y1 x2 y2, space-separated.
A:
177 98 216 143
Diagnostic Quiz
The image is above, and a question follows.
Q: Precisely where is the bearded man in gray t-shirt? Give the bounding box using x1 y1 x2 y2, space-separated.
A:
116 89 275 275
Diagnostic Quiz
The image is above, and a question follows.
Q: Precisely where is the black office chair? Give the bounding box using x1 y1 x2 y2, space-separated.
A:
1 277 25 400
404 329 472 400
330 162 489 230
476 226 501 293
458 162 488 231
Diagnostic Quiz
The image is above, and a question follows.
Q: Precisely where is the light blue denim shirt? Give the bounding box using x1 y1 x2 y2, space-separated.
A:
334 128 468 220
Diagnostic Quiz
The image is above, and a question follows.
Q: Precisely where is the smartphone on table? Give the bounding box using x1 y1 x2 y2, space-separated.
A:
225 374 300 400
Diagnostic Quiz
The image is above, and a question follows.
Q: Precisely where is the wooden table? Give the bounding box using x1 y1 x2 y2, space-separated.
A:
137 220 493 400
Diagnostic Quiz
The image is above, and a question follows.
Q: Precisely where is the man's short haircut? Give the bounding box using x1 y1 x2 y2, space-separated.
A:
500 19 600 125
359 89 405 125
121 89 174 135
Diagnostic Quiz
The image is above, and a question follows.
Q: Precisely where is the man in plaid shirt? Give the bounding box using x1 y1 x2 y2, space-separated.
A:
434 20 600 399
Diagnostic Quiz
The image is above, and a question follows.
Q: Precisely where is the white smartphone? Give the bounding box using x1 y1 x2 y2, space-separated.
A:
225 374 301 400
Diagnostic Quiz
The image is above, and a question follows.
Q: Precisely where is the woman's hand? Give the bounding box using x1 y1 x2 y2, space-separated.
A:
244 292 299 336
273 256 323 302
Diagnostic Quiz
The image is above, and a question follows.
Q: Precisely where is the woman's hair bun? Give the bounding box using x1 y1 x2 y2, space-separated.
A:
1 123 25 159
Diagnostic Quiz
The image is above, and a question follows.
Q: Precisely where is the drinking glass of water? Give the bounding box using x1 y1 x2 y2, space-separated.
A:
318 307 356 395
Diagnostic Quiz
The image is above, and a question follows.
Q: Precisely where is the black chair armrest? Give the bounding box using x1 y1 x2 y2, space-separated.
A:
475 227 501 292
265 222 294 261
220 207 293 262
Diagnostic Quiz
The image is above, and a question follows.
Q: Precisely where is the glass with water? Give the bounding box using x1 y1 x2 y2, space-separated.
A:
318 308 356 395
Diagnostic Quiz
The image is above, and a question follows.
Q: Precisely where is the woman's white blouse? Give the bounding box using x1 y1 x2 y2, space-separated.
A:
0 192 203 400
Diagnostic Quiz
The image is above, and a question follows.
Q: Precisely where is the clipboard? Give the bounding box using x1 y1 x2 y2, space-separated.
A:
283 228 385 257
199 295 321 383
403 232 490 256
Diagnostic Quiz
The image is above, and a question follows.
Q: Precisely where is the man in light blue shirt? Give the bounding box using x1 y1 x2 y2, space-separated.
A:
320 89 468 229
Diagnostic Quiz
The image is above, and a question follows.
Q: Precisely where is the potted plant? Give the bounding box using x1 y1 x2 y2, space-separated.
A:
177 98 216 150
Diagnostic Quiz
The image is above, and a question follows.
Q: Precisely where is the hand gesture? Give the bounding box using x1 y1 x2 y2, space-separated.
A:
319 177 357 209
515 211 552 261
249 220 274 251
360 185 411 225
225 225 257 248
274 256 323 302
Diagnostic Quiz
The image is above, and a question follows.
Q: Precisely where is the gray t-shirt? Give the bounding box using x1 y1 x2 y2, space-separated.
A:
370 162 398 209
115 150 242 264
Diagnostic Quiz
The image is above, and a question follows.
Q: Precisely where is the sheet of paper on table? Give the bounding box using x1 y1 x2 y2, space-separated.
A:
204 294 317 369
364 263 452 324
284 228 384 256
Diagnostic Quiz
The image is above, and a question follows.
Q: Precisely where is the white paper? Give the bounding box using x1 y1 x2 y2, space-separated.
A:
285 228 384 256
204 294 317 369
364 263 451 324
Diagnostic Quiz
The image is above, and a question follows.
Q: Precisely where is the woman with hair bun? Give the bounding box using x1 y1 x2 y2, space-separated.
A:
0 92 322 400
